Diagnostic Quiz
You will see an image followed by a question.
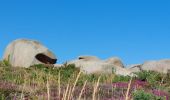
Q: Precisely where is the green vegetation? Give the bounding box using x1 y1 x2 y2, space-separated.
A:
135 71 163 85
0 60 169 100
133 90 165 100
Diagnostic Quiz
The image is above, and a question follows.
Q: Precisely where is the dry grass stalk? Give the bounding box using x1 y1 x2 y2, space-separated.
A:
67 86 72 100
58 71 61 99
62 83 70 100
20 75 26 100
70 71 82 99
125 77 132 100
78 80 87 100
92 76 101 100
47 76 50 100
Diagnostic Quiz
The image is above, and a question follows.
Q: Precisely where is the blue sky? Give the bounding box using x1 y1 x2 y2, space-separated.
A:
0 0 170 65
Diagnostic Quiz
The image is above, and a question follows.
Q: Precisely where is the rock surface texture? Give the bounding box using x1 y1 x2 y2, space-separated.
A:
140 59 170 74
127 59 170 74
67 56 132 76
127 64 142 73
3 39 57 68
105 57 124 68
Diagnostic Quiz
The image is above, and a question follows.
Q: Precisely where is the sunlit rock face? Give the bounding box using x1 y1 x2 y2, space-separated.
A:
127 64 142 73
105 57 124 68
54 64 63 68
3 39 57 68
114 67 134 76
127 59 170 74
67 56 132 76
141 59 170 74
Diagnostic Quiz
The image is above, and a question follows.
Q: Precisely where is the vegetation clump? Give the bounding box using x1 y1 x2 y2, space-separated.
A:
133 90 165 100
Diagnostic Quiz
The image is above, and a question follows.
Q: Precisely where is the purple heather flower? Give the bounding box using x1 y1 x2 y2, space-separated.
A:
112 80 148 89
152 89 169 100
132 80 148 88
112 82 128 88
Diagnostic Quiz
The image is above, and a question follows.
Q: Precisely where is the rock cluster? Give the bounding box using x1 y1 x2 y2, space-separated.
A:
67 56 132 76
2 39 170 76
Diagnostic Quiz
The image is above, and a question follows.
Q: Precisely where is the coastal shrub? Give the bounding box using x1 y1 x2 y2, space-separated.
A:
133 90 165 100
135 71 163 86
112 75 131 82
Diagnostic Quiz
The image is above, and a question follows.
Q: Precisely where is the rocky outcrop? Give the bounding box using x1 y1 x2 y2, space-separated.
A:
127 64 142 73
5 39 170 76
140 59 170 74
114 67 134 76
3 39 57 68
105 57 124 68
127 59 170 74
67 56 132 76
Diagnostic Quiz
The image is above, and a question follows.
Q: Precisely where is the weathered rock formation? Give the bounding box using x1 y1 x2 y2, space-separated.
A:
127 64 142 73
105 57 124 68
4 39 170 76
67 56 132 76
141 59 170 74
3 39 57 68
127 59 170 74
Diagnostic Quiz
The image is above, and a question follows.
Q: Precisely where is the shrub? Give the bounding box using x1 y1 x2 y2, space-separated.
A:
112 75 131 82
135 71 163 87
133 90 165 100
0 60 11 67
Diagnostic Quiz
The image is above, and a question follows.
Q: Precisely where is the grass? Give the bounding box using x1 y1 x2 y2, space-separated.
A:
0 60 170 100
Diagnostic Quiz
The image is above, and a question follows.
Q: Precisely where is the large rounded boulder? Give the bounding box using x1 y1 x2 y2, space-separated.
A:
3 39 57 68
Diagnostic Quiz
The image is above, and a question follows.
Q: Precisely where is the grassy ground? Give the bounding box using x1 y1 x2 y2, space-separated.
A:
0 60 170 100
